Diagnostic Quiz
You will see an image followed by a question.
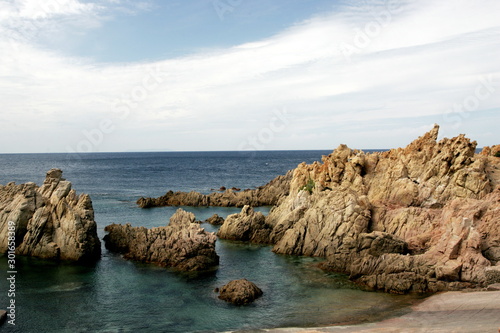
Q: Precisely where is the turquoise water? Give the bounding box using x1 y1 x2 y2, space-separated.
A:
0 151 420 332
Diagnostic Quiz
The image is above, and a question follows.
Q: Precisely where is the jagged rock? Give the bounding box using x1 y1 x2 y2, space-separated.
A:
103 209 219 271
485 266 500 285
217 206 272 244
0 169 101 262
225 125 499 293
480 145 500 157
218 279 263 305
205 214 224 225
137 170 293 208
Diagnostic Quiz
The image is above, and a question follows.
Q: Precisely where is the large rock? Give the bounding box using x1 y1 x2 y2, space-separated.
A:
218 279 263 305
103 209 219 271
0 169 101 262
219 125 499 293
217 205 272 244
137 170 292 208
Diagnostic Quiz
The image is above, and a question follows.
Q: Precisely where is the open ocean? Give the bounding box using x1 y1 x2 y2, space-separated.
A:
0 151 422 332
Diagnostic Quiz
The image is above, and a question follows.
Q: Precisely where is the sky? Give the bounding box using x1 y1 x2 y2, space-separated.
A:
0 0 499 153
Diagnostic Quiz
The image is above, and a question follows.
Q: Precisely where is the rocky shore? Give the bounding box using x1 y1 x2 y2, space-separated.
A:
137 170 292 208
214 125 500 293
129 125 500 293
0 169 101 262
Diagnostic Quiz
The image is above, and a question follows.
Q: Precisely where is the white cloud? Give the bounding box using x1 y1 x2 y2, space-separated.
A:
1 0 499 153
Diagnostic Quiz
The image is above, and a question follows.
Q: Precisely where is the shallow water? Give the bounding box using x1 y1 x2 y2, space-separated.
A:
0 151 421 332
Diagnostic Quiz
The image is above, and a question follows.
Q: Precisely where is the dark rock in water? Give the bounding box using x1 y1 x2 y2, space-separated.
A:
104 209 219 272
218 279 263 305
219 186 226 191
0 168 101 262
204 214 224 225
137 170 293 208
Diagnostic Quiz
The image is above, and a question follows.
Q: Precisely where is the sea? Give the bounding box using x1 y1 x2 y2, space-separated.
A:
0 151 423 333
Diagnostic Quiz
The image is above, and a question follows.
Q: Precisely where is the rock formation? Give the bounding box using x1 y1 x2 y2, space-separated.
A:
204 214 225 225
103 209 219 271
217 205 272 244
0 169 101 262
217 125 500 293
137 170 292 208
218 279 263 305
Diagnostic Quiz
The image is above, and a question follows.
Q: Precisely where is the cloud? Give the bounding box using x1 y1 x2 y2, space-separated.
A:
1 0 499 153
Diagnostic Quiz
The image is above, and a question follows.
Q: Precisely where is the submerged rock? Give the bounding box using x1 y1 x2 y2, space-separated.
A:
0 169 101 262
103 209 219 272
137 170 292 208
218 279 263 305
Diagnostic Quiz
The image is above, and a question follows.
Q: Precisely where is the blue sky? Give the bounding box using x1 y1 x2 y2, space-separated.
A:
0 0 499 153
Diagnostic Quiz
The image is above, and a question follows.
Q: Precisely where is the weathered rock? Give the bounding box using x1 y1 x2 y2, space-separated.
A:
0 169 101 262
225 125 499 293
485 266 500 285
137 170 293 208
218 279 263 305
103 209 219 271
217 206 272 244
205 214 224 225
486 283 500 291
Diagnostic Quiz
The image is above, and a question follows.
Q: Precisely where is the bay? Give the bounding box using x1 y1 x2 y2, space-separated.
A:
0 151 421 332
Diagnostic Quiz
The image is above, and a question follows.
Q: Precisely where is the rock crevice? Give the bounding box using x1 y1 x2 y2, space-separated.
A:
0 169 101 262
104 209 219 272
217 125 499 293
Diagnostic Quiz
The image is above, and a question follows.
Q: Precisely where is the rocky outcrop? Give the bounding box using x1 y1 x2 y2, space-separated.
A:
218 279 263 305
217 205 272 244
0 169 101 262
219 125 499 293
103 209 219 271
137 170 293 208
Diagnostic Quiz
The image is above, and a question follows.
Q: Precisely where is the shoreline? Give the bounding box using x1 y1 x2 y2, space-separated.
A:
256 289 500 333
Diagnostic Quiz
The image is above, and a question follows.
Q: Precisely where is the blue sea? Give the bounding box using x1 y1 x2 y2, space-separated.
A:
0 151 421 332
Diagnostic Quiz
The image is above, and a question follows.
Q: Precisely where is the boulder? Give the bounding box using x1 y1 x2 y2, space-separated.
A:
205 214 224 225
217 206 272 244
104 209 219 271
0 169 101 262
218 279 263 305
